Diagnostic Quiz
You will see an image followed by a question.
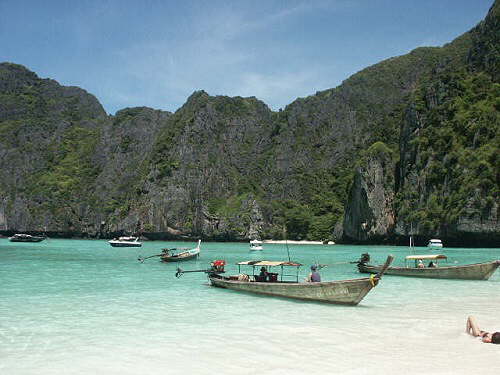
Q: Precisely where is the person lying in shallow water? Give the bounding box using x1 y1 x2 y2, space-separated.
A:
466 316 500 344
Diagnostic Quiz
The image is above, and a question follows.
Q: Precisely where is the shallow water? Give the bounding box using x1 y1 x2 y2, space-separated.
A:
1 239 499 374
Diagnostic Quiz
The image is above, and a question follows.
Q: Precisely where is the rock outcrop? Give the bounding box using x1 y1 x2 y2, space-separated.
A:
343 145 395 243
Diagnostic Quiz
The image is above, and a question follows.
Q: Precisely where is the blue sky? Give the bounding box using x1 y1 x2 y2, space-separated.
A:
0 0 494 115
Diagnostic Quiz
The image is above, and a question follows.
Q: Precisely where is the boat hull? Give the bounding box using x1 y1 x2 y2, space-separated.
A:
161 253 199 262
9 237 45 242
427 245 443 250
208 275 379 305
358 261 500 280
109 242 142 247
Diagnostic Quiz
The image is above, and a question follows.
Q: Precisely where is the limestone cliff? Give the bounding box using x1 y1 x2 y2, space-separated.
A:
0 1 498 245
343 144 395 243
342 0 499 246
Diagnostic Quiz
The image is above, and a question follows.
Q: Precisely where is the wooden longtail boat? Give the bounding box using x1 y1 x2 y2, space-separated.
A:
138 240 201 263
160 240 201 262
357 254 500 280
178 256 393 305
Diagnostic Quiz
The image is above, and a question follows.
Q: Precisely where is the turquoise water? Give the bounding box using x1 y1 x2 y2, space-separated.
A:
1 239 499 375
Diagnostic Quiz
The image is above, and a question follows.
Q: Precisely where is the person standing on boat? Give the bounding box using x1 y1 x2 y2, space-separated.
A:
259 267 269 281
307 265 321 282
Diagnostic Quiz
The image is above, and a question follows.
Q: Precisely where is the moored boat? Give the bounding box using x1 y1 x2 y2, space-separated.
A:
249 239 263 251
357 253 500 280
177 256 394 305
8 233 46 242
108 236 142 247
160 240 201 262
427 239 443 249
138 240 201 263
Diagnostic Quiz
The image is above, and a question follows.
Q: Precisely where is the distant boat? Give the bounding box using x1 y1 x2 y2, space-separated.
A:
8 234 46 242
357 254 500 280
160 240 201 262
249 239 263 251
177 256 394 305
108 236 142 247
427 239 443 249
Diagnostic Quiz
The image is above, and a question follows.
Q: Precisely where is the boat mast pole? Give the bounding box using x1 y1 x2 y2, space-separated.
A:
284 227 291 262
410 222 414 254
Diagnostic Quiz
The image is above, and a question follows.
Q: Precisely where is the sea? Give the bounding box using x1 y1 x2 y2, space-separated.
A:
1 239 499 375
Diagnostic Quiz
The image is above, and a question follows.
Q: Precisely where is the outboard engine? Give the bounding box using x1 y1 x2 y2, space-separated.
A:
175 259 227 278
359 253 370 264
210 259 226 273
356 253 370 272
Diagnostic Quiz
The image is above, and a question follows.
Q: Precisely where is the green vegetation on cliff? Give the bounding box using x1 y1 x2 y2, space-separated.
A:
397 70 499 233
0 1 497 244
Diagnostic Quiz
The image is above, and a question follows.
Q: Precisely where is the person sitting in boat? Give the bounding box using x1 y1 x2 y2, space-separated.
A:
306 265 321 282
417 260 425 268
428 261 437 268
259 267 269 281
466 316 500 344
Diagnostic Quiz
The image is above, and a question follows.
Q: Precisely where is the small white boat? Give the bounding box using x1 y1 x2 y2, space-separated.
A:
249 239 263 251
427 239 443 249
108 236 142 247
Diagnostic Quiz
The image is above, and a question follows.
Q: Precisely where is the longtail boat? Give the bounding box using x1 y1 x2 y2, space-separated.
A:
176 255 393 305
138 240 201 263
357 253 500 280
161 240 201 262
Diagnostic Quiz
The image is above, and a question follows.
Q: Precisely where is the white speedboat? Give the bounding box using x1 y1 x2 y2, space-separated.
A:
9 233 46 242
249 239 263 251
427 239 443 249
109 236 142 247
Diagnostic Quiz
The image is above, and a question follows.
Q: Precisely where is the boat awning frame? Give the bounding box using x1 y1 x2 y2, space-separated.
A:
405 254 447 260
237 260 302 282
236 260 302 267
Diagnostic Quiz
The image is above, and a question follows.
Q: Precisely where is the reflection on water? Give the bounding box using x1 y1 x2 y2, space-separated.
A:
0 239 499 374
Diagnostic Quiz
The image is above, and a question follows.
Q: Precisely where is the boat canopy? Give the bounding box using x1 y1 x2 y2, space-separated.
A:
250 239 263 244
406 254 447 260
117 236 139 241
237 260 302 267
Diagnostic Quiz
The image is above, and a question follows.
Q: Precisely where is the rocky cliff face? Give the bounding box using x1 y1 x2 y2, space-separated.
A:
0 2 498 245
0 63 108 234
125 91 276 240
343 145 396 243
342 1 499 246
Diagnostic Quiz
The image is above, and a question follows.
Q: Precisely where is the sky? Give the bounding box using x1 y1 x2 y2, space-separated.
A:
0 0 494 115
